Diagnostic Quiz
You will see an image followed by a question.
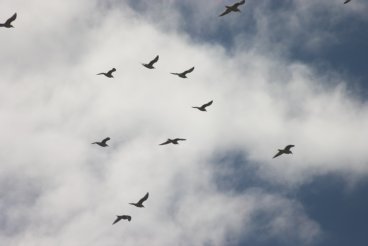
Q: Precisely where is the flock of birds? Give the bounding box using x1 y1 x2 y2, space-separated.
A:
1 0 353 226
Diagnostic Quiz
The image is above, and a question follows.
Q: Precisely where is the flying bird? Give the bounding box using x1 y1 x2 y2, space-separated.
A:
171 67 195 78
129 192 149 208
0 13 17 28
159 138 186 145
219 0 245 17
192 100 213 112
92 137 110 147
273 145 295 159
142 55 159 69
112 215 131 225
344 0 352 3
97 68 116 78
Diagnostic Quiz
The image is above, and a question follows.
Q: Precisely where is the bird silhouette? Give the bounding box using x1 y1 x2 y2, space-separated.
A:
112 215 131 225
92 137 110 147
343 0 351 3
142 55 159 69
159 138 186 145
219 0 245 17
0 13 17 28
97 68 116 78
129 192 149 208
192 100 213 112
171 67 195 78
273 145 295 158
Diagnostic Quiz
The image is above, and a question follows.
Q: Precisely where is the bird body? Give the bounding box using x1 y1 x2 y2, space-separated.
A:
192 100 213 112
129 192 149 208
92 137 110 147
273 145 295 158
97 68 116 78
344 0 352 4
0 13 17 28
159 138 186 145
219 0 245 16
112 215 131 225
171 67 195 78
142 55 159 69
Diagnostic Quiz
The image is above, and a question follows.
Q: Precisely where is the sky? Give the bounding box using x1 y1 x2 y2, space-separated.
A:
0 0 368 245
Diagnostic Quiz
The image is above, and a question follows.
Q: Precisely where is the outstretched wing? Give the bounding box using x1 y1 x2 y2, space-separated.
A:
284 145 295 151
175 138 186 141
112 216 122 225
202 100 213 108
148 55 159 66
234 0 246 7
5 13 16 25
273 150 283 159
101 137 110 145
138 192 149 205
183 66 195 75
159 139 171 145
344 0 351 3
219 8 232 17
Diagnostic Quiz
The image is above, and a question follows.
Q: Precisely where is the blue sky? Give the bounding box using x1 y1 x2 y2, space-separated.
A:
1 1 368 245
298 175 368 246
212 151 368 245
167 1 368 245
169 0 368 96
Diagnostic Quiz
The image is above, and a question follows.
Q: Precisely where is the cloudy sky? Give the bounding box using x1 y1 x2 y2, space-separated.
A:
1 0 368 245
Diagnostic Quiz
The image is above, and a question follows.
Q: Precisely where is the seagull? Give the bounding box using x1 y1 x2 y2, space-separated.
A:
92 137 110 147
142 55 159 69
219 0 245 17
192 100 213 112
112 215 131 225
97 68 116 78
273 145 295 159
129 192 149 208
171 67 195 78
0 13 17 28
343 0 351 3
159 138 186 145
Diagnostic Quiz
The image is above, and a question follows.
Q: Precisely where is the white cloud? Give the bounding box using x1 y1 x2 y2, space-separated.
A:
0 0 367 245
